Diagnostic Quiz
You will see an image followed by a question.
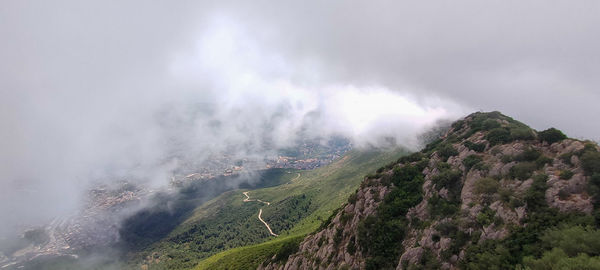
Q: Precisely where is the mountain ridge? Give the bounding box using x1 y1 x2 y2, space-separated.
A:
258 111 600 270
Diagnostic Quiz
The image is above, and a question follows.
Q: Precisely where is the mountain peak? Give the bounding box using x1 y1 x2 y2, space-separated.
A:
259 112 600 270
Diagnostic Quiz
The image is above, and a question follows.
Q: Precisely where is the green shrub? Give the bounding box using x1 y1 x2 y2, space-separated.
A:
483 119 502 130
477 206 496 227
509 197 524 209
273 238 301 263
523 248 600 270
535 155 553 168
582 143 599 153
486 128 512 146
392 165 424 187
500 155 513 163
560 170 574 180
463 155 484 171
435 221 459 237
499 188 513 203
452 120 466 130
524 226 600 269
524 174 548 211
474 177 500 195
474 162 491 172
317 236 325 247
348 193 358 204
510 127 536 141
333 227 343 245
515 148 541 162
538 128 567 144
431 169 463 200
461 241 512 270
560 152 574 165
423 138 444 154
398 152 425 164
357 165 424 269
415 249 442 270
340 212 354 225
438 144 459 160
558 189 570 200
428 195 460 218
509 162 537 180
432 169 462 188
540 225 600 257
346 236 356 255
464 141 486 152
591 174 600 187
23 229 49 245
436 162 451 170
415 158 430 171
468 112 504 132
581 150 600 176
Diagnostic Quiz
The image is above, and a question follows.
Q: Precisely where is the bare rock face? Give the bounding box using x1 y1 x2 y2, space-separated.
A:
259 177 391 270
398 247 424 269
461 170 483 207
489 161 516 177
545 172 593 214
490 200 521 225
259 112 598 270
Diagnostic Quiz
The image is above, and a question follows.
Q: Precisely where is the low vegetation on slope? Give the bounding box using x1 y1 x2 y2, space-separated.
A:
121 149 405 269
191 149 407 270
260 111 600 270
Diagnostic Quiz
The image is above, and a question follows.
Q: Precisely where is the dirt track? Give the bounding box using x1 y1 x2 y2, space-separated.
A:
243 192 277 236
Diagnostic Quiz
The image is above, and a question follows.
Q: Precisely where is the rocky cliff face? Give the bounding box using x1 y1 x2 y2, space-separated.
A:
259 112 600 270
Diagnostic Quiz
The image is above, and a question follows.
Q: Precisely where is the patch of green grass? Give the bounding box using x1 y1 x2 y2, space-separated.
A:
186 149 406 269
194 235 304 270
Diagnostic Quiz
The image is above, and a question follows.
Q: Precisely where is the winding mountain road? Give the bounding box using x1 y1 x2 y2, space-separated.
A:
243 192 277 236
258 209 277 236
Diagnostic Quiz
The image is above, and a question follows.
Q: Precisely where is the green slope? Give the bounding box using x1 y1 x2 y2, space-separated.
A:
126 149 405 269
191 149 407 270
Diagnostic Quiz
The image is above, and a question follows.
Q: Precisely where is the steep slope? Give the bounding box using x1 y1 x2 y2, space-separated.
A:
191 149 407 270
126 149 406 269
260 111 600 270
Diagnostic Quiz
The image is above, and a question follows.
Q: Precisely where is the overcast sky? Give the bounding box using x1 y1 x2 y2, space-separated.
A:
1 1 599 232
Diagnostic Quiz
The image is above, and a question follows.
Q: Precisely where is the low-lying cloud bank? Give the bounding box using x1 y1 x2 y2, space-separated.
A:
2 0 599 240
0 8 465 236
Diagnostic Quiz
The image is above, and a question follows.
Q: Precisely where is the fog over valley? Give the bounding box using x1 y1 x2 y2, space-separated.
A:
1 1 599 269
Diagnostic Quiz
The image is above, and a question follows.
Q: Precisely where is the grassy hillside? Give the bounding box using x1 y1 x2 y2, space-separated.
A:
191 149 407 270
119 169 294 253
129 148 403 270
193 235 304 270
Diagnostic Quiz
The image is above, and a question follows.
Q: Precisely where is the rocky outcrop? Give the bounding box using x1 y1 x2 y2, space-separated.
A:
260 112 598 270
260 176 390 270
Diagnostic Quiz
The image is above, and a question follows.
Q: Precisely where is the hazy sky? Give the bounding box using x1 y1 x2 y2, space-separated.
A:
1 1 599 232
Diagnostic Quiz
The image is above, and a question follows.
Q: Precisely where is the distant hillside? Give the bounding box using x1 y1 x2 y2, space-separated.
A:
124 149 406 269
260 111 600 270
